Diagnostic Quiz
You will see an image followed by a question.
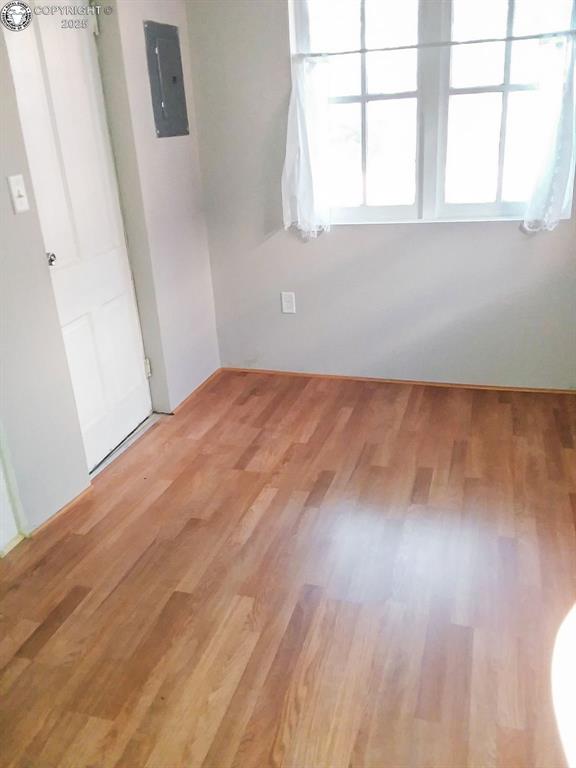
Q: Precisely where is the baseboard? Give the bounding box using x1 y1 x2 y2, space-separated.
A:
172 368 225 413
0 533 26 558
28 484 93 540
0 484 94 556
222 367 575 395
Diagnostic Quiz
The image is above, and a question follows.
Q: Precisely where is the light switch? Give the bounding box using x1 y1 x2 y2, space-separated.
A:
281 291 296 314
7 175 30 214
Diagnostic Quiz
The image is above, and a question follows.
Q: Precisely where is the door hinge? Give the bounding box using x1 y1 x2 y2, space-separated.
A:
144 357 152 379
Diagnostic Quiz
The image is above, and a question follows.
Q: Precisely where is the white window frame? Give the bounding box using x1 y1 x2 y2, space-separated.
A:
327 0 575 225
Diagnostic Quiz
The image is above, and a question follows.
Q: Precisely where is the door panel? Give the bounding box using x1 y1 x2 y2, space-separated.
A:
39 17 117 259
51 249 127 326
97 295 145 402
5 2 152 469
62 316 108 430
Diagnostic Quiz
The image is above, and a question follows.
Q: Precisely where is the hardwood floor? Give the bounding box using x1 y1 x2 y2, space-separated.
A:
1 371 574 768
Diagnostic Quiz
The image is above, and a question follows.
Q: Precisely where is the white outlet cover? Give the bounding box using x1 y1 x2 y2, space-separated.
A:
281 291 296 314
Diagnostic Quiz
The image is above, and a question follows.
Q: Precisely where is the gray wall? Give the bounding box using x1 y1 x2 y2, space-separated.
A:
0 431 21 552
187 0 576 390
0 36 90 532
98 0 220 413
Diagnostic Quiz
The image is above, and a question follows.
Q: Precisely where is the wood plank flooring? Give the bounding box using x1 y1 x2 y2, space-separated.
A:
1 370 575 768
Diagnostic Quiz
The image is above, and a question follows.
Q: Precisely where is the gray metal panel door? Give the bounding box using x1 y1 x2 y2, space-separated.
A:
144 21 189 138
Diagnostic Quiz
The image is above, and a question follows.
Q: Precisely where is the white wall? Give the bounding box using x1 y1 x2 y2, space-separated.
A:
0 35 90 533
99 0 220 412
187 0 576 390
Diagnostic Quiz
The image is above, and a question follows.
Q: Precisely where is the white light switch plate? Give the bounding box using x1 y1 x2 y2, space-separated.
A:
281 291 296 314
7 174 30 214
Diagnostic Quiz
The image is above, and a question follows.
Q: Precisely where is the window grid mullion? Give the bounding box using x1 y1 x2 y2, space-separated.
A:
360 0 367 206
497 0 516 203
431 0 452 215
415 0 425 219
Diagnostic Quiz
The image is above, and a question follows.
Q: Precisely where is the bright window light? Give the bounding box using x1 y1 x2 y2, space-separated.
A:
552 603 576 768
502 91 543 201
452 0 508 41
367 49 418 94
450 42 506 88
328 102 363 207
367 98 417 206
446 93 502 203
365 0 418 48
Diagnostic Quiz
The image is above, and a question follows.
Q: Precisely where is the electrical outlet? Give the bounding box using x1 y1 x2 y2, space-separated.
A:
281 291 296 314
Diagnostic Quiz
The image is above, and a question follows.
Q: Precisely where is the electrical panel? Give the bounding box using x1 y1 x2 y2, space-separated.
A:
144 21 189 138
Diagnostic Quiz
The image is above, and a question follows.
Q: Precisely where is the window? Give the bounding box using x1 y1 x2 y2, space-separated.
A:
295 0 575 224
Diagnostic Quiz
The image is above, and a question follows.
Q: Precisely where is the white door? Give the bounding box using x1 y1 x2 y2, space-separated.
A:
4 3 152 470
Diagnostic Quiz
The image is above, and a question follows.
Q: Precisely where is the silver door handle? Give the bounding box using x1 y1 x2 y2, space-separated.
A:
46 252 56 266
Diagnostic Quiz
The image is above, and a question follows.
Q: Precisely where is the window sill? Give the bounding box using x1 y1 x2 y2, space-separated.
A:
330 215 573 226
331 216 528 226
330 201 574 226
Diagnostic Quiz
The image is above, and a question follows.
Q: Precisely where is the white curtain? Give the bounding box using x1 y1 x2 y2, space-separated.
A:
523 32 576 232
282 0 331 238
282 56 331 238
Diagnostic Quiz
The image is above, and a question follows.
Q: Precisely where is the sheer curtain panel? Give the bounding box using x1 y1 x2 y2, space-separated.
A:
523 31 575 232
